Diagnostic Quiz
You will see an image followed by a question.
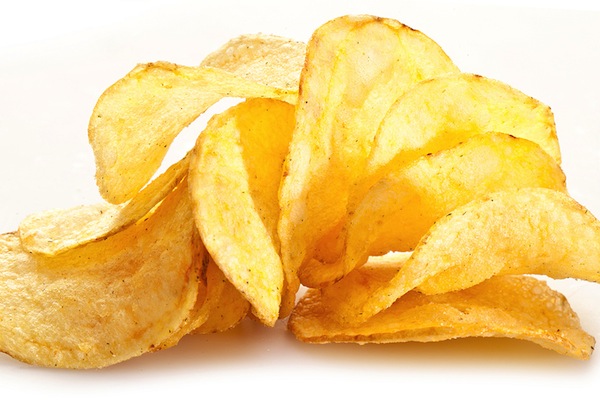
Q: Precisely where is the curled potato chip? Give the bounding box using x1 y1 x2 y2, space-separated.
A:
327 187 600 326
189 98 294 326
301 133 567 287
90 48 304 204
0 180 200 369
289 269 595 360
364 72 561 189
18 153 190 256
278 15 459 299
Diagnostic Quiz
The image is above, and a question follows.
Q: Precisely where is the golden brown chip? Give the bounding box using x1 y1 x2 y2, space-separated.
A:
301 133 567 287
289 272 595 360
325 188 600 326
18 153 190 256
189 98 294 326
89 59 302 205
278 15 459 305
0 180 200 369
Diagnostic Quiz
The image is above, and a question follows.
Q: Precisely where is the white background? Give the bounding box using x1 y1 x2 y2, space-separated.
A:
1 0 599 397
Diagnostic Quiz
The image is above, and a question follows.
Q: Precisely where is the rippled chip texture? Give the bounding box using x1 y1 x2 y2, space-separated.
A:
289 266 595 360
0 181 200 369
190 98 295 326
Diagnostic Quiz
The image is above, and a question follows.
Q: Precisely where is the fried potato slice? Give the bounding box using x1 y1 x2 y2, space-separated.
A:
0 180 200 369
302 133 567 287
90 51 303 204
18 153 190 256
326 188 600 326
278 15 459 300
416 188 600 295
364 73 561 191
194 256 250 335
289 270 595 360
200 33 306 91
189 98 294 326
154 227 212 350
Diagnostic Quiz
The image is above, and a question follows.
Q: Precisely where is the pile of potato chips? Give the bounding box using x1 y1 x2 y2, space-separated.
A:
1 14 599 369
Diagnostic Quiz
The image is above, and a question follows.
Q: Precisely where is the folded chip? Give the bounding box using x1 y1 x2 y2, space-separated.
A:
189 98 294 325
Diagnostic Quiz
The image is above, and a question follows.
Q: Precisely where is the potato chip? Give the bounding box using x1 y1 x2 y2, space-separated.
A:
326 187 600 326
1 12 598 369
189 98 294 326
289 272 595 360
363 72 561 191
278 15 459 302
89 54 304 204
18 153 190 256
194 256 250 335
200 33 306 91
307 72 562 274
416 187 600 295
0 180 200 369
301 133 567 287
154 227 212 350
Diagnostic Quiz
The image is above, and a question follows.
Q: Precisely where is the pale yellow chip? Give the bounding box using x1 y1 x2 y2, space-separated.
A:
155 226 212 350
18 153 190 256
320 72 561 271
301 133 567 287
416 188 600 294
289 272 595 360
194 256 250 335
278 15 459 303
189 98 294 326
200 33 306 91
90 53 303 204
325 188 600 326
0 180 200 369
364 72 561 190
